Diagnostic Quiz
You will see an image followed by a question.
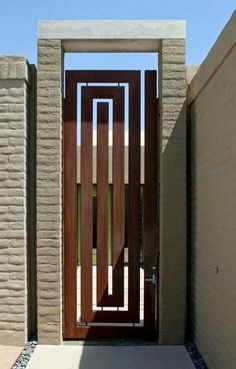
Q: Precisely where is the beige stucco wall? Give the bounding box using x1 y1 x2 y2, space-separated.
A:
188 11 236 369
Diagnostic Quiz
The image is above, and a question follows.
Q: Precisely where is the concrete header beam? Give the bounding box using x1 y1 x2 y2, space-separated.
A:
38 20 186 52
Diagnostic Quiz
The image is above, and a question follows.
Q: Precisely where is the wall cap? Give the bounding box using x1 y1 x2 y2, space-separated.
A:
188 10 236 104
0 56 30 83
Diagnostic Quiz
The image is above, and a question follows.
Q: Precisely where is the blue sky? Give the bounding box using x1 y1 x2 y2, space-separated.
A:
0 0 235 70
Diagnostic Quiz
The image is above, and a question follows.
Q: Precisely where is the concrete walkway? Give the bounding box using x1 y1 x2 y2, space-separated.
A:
0 345 22 369
26 345 195 369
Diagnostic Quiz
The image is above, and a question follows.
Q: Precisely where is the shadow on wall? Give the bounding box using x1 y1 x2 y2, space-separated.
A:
74 100 187 343
159 101 187 342
27 64 37 339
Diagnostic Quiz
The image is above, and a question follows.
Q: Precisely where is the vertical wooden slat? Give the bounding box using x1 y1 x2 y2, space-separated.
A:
144 71 158 329
112 89 125 304
64 74 77 337
81 88 93 322
128 72 141 321
97 102 109 306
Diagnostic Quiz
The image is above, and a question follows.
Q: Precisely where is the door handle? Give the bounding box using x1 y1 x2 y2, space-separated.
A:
145 274 156 285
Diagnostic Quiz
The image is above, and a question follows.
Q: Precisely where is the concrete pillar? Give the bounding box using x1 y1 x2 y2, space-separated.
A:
37 40 64 344
0 56 34 345
158 39 187 344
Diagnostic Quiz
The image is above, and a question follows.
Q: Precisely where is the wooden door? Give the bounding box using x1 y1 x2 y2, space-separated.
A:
64 71 159 339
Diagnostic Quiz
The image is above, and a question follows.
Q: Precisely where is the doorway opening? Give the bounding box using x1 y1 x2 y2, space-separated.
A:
64 53 160 340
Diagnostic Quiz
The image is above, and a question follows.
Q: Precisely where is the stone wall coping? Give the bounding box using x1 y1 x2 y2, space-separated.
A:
188 10 236 104
186 65 199 86
38 19 186 52
0 56 30 83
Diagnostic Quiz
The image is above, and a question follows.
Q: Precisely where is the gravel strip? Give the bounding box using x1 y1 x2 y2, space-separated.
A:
185 341 208 369
12 336 37 369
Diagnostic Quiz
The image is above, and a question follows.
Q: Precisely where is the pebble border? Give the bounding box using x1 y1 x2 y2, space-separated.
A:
12 336 37 369
185 340 208 369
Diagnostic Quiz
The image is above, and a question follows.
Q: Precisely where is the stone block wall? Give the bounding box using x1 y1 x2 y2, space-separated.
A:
0 56 36 345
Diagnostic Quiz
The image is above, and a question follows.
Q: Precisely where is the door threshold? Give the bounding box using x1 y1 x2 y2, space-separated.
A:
63 338 158 346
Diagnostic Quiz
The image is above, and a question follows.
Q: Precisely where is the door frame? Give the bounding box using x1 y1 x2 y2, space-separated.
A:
37 20 187 344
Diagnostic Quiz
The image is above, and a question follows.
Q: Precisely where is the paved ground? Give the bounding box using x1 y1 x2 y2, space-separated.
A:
0 345 23 369
26 345 195 369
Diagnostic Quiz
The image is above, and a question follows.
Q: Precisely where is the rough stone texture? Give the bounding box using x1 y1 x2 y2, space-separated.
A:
189 15 236 369
0 56 30 345
37 39 64 344
158 39 187 344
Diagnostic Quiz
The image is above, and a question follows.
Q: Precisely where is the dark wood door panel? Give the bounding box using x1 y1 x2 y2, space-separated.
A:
64 70 159 339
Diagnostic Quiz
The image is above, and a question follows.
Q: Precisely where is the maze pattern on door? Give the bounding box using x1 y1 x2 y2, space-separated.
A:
64 71 159 339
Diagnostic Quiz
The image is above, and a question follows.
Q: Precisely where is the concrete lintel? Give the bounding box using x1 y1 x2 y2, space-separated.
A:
38 20 186 52
62 39 161 52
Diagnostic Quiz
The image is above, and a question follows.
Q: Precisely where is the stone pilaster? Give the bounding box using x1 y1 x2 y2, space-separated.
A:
0 56 31 345
37 40 63 344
